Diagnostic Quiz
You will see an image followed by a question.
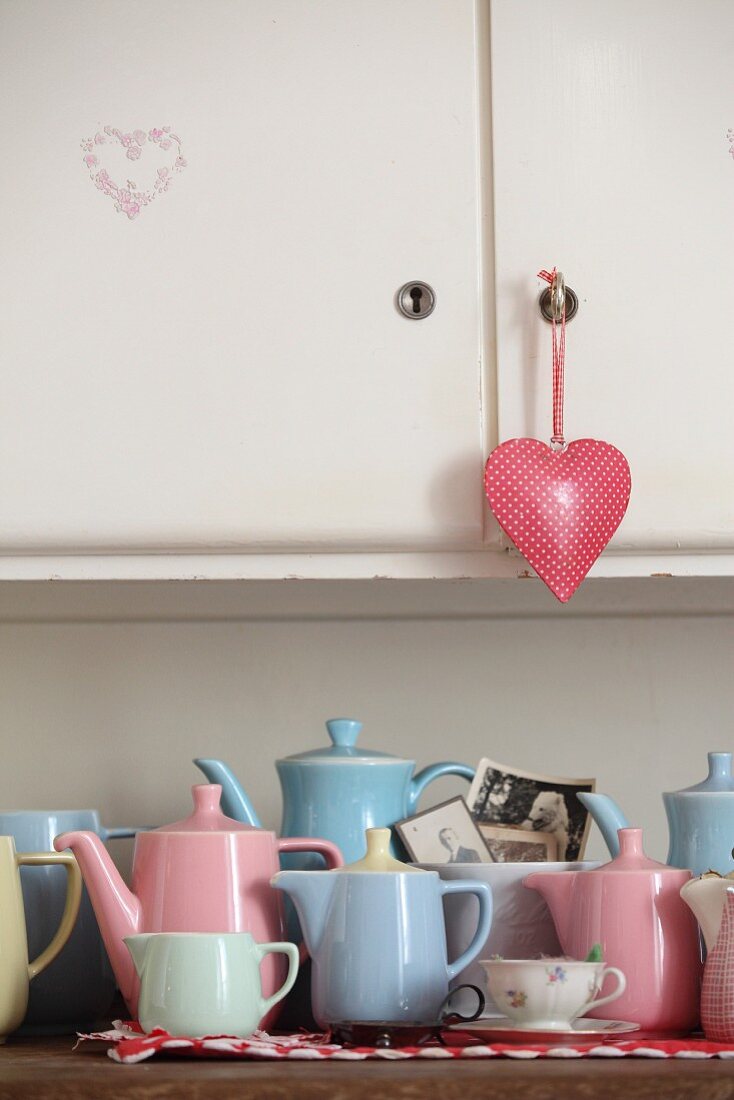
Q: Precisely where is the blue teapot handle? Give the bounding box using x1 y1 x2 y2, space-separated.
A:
439 880 493 981
408 762 475 814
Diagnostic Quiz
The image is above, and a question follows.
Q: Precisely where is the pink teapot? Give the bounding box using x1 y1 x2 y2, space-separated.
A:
525 828 702 1036
54 785 343 1020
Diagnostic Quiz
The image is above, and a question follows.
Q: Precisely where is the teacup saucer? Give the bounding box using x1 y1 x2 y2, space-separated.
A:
448 1017 640 1044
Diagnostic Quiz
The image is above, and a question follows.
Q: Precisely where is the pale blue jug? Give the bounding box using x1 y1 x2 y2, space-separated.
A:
195 718 475 865
579 751 734 875
272 828 492 1026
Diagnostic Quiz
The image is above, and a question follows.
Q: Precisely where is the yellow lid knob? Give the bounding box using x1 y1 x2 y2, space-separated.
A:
341 828 423 872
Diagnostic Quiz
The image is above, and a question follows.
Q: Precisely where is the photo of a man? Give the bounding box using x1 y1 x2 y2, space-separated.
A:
438 825 481 863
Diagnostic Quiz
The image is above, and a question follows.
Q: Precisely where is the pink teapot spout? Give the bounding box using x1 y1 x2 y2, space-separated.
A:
54 829 142 1007
524 868 576 950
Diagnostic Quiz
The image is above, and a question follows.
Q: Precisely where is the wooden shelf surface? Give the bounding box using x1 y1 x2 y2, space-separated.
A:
2 1035 734 1100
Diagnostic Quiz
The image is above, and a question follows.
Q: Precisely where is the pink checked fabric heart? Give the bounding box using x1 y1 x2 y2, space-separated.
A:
484 438 631 602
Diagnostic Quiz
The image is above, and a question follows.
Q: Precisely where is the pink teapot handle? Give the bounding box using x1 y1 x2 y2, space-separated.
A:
276 837 344 868
276 838 344 963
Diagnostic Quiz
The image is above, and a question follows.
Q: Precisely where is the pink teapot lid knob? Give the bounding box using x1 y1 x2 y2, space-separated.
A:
618 827 644 858
192 784 223 815
158 785 256 833
606 827 669 873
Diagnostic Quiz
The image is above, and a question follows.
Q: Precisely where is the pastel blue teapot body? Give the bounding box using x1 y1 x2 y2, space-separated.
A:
579 752 734 876
272 829 493 1026
0 810 144 1033
195 718 475 865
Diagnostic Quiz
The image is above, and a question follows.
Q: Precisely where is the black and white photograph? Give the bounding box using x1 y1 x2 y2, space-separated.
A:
467 759 596 862
478 824 558 863
395 797 494 865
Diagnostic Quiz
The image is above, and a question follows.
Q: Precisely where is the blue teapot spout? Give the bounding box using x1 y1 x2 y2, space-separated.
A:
577 793 630 857
271 871 337 957
193 759 261 827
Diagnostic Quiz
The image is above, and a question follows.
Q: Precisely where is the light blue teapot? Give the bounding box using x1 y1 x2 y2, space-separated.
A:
579 751 734 876
272 828 492 1026
195 718 475 865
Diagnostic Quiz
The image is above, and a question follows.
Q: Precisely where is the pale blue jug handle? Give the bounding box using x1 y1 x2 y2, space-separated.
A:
100 826 152 840
440 880 493 981
408 762 475 814
192 758 262 827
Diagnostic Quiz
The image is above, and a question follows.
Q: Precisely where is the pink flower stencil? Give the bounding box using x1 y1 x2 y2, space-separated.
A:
81 125 187 220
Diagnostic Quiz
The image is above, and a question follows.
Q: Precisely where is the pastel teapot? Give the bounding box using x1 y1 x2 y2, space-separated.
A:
682 877 734 1041
579 751 734 875
196 718 475 865
681 872 734 956
272 827 492 1026
54 784 343 1021
526 828 702 1036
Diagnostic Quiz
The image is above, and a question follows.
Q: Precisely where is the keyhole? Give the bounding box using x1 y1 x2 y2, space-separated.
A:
396 281 435 319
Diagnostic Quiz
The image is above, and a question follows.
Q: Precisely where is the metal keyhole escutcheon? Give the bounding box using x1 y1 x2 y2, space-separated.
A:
396 281 436 319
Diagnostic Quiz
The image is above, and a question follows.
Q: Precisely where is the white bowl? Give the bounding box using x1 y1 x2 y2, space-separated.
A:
417 861 599 1015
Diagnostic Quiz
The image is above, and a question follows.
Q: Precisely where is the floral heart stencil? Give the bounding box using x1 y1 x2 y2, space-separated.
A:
81 126 187 220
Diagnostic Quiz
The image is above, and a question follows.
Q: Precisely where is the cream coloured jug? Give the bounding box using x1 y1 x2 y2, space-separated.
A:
0 836 81 1041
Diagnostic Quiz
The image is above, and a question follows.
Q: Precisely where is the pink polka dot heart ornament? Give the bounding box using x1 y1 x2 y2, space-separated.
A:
484 438 631 602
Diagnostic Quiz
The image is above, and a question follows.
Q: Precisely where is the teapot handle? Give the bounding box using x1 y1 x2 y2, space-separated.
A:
16 852 82 979
439 880 493 981
276 838 344 963
408 763 475 814
276 837 344 869
101 826 153 840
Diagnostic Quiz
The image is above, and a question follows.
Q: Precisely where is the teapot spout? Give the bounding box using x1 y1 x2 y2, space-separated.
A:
524 871 577 951
193 758 261 827
271 871 337 957
577 793 630 857
54 830 142 1008
125 933 154 979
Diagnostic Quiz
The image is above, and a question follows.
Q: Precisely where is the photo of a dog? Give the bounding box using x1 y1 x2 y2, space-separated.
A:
467 759 595 861
521 791 570 861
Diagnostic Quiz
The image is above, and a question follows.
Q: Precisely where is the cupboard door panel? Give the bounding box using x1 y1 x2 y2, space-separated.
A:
0 0 487 552
491 0 734 551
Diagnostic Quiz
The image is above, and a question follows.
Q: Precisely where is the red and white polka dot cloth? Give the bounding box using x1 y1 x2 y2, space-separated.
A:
78 1023 734 1063
484 438 631 602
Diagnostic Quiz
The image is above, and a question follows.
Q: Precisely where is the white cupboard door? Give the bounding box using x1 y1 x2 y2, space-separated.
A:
0 1 490 553
491 0 734 553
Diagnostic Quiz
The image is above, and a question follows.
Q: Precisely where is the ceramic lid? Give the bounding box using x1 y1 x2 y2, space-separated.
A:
277 719 410 765
593 827 674 873
339 828 424 873
154 785 257 833
673 751 734 794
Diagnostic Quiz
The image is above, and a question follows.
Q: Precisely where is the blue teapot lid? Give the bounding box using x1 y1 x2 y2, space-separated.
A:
278 719 410 764
676 752 734 793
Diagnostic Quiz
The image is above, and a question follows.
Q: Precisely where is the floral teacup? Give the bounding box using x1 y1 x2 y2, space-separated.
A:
481 959 626 1030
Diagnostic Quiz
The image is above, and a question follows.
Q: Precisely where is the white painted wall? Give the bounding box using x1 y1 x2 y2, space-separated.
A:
1 579 732 873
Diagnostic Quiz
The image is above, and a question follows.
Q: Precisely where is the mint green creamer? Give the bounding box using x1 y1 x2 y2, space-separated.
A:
125 932 298 1038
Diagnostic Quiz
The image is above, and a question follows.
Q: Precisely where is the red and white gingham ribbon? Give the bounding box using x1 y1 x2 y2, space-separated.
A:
538 268 566 448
